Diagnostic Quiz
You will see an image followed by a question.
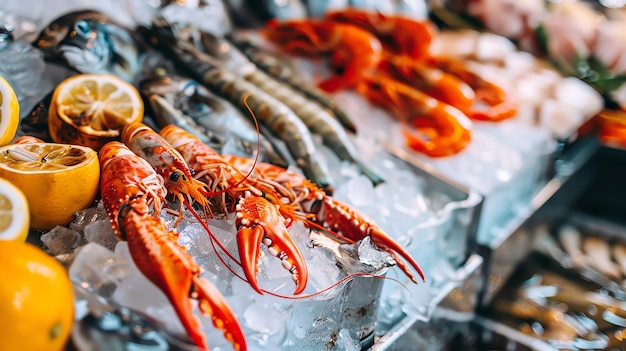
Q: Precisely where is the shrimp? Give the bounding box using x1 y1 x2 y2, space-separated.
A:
358 73 472 157
262 18 383 93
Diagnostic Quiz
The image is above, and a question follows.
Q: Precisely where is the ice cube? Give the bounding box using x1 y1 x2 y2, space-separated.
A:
70 202 109 233
69 242 131 298
40 225 81 255
336 329 361 351
84 219 119 251
332 174 375 208
112 242 186 337
356 237 395 271
243 300 289 335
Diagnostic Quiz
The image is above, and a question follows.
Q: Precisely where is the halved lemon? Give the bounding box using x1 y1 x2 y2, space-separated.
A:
0 76 20 146
0 177 29 242
48 74 144 150
0 142 100 230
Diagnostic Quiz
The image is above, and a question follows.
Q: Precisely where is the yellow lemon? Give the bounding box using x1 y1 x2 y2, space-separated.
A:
0 177 29 242
0 142 100 230
48 73 143 150
0 240 74 351
0 76 20 146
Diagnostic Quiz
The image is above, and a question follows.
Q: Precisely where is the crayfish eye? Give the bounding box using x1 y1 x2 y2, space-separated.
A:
169 171 181 182
170 170 188 182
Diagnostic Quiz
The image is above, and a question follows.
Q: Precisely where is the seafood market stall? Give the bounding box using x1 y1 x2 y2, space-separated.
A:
2 0 626 350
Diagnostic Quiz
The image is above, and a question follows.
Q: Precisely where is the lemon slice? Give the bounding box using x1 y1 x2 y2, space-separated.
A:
0 178 29 242
48 73 144 150
0 76 20 146
0 142 100 230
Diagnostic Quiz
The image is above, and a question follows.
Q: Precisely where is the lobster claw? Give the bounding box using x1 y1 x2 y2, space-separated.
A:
124 213 246 351
235 195 308 295
318 196 425 284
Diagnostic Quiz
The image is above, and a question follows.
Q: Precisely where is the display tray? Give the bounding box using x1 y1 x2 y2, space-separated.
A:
476 250 626 351
369 254 484 351
472 143 626 351
534 211 626 300
478 134 602 306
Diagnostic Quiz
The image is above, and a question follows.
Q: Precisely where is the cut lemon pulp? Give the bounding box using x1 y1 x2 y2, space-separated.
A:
0 177 29 242
0 76 20 146
0 142 100 230
48 73 143 150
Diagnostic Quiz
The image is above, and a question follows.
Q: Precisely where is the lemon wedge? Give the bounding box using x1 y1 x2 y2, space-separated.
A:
0 177 29 242
0 76 20 146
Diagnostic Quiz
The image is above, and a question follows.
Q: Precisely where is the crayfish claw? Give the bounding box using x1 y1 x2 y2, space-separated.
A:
192 276 247 351
124 215 246 351
236 196 309 295
236 225 267 295
318 196 425 284
369 226 425 283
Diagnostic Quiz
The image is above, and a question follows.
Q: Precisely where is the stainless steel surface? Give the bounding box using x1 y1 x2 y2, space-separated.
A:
473 316 557 351
478 135 601 306
369 254 484 351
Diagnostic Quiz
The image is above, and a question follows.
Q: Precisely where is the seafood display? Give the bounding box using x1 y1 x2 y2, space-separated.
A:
437 0 626 109
140 21 334 191
429 29 604 140
535 218 626 293
482 252 626 350
187 27 384 185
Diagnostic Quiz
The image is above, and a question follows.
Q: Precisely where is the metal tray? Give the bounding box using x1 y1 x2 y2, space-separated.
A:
478 134 601 306
369 254 484 351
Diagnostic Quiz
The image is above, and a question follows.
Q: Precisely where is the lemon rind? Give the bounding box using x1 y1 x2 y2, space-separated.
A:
0 178 29 241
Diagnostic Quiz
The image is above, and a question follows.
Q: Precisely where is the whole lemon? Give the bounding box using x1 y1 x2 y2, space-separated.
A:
0 241 74 351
